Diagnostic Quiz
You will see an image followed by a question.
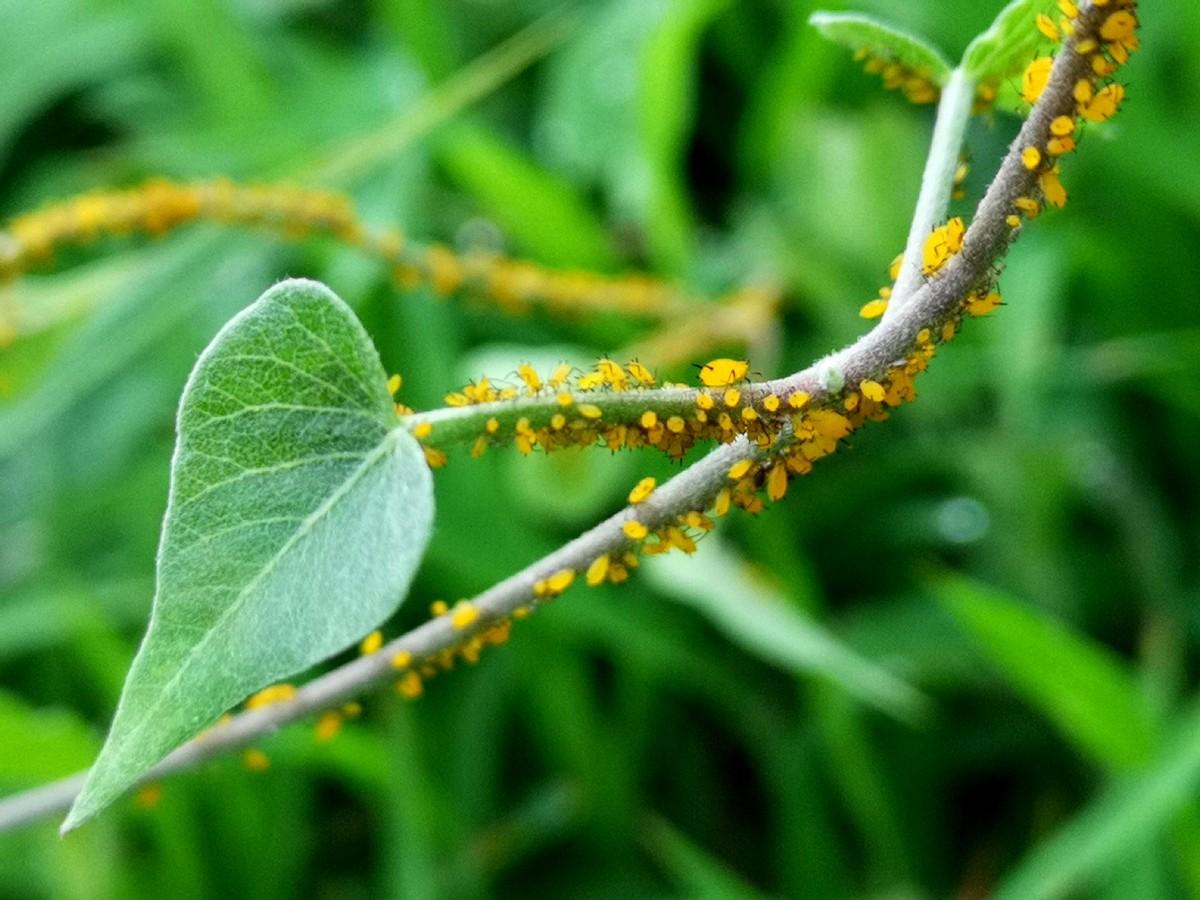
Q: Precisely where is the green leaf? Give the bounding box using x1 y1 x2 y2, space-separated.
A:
436 124 621 271
643 537 930 723
63 279 434 831
996 700 1200 900
808 12 952 87
936 576 1159 770
962 0 1057 84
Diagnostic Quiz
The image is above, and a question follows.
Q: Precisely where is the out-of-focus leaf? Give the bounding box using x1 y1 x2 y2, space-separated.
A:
962 0 1057 86
0 691 99 789
63 279 435 830
936 575 1159 770
808 12 952 85
996 700 1200 900
638 0 732 274
641 812 774 899
643 537 930 722
437 124 620 270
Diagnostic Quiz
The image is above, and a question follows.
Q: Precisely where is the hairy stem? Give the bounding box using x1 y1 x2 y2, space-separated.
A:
0 0 1113 833
884 66 976 322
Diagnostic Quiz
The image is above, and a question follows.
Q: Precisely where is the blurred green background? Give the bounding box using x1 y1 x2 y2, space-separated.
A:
1 0 1198 897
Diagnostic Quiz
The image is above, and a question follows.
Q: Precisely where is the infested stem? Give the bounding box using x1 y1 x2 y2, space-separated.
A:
0 0 1117 834
885 66 976 321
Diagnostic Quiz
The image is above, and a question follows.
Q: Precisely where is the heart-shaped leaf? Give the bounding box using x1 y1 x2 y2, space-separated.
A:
63 278 434 831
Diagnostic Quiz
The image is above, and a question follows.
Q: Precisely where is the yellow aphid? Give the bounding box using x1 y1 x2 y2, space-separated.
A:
578 404 603 420
387 374 403 395
1036 13 1060 41
788 391 810 409
413 421 432 439
423 447 447 469
1080 83 1125 122
1015 196 1042 218
517 363 542 393
640 410 658 429
696 392 715 410
430 599 449 617
586 554 610 586
860 380 886 402
450 601 480 630
1074 79 1094 105
763 394 781 412
135 784 163 809
1006 214 1022 228
1021 146 1043 170
551 413 566 430
1100 10 1137 42
889 253 904 281
246 683 296 709
860 298 889 319
629 476 657 504
664 415 684 433
243 749 271 772
396 671 423 699
557 392 573 406
1047 136 1077 156
548 363 572 389
627 360 656 386
360 630 384 655
546 568 576 594
1058 0 1078 18
766 463 789 502
623 520 649 540
1050 115 1076 136
728 458 754 480
1022 57 1054 105
1092 55 1117 77
844 393 860 412
698 358 749 387
723 388 741 408
576 372 605 391
966 292 1003 316
922 217 965 276
391 650 413 669
1074 38 1098 56
444 392 468 407
596 358 628 389
314 711 343 743
1040 169 1068 208
714 488 733 517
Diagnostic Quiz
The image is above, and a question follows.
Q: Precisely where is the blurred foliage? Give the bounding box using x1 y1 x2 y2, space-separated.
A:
1 0 1198 898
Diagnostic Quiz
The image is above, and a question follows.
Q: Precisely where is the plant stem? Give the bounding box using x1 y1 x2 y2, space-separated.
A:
0 0 1112 834
883 66 975 323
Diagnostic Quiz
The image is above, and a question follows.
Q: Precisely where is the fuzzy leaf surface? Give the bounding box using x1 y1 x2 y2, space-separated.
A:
64 278 433 830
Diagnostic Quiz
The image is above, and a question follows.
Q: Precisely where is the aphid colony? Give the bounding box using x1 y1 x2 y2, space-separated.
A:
0 177 690 321
407 0 1139 608
220 0 1142 734
1014 0 1137 221
854 48 941 105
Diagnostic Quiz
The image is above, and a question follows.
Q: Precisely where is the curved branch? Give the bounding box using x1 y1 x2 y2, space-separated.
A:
0 0 1116 833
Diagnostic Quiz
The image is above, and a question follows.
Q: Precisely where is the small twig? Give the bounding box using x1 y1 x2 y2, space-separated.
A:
0 1 1110 834
885 66 976 321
